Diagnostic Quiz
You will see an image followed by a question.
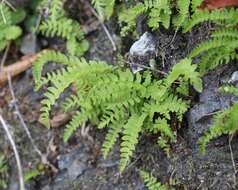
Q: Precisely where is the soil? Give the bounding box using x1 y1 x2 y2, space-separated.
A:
0 1 238 190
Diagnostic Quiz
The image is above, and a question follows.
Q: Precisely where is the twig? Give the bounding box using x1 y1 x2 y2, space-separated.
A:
8 74 43 157
0 42 10 71
0 52 40 86
7 74 58 173
87 2 117 51
229 134 237 186
0 114 25 190
3 0 16 11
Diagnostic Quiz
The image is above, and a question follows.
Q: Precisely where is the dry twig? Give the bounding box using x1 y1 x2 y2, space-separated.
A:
86 1 117 51
0 113 25 190
0 52 41 86
7 74 58 173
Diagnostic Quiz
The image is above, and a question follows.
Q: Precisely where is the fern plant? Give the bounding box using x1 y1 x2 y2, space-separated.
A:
140 170 174 190
33 50 202 172
198 85 238 153
0 3 25 51
38 0 89 56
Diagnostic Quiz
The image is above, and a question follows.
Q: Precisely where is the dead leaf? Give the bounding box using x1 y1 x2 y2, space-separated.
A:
200 0 238 10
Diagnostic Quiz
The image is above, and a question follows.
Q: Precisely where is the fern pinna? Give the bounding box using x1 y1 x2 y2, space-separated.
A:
0 3 25 51
33 50 202 172
38 0 89 56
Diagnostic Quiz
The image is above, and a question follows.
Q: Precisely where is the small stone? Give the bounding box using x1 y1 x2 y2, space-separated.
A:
129 32 156 57
228 71 238 84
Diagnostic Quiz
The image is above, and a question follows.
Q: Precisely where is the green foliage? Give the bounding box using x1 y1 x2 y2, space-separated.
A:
92 0 116 20
140 170 173 190
183 8 238 33
0 155 9 189
184 8 238 75
33 50 202 171
118 0 172 36
198 85 238 153
38 0 89 56
0 3 25 51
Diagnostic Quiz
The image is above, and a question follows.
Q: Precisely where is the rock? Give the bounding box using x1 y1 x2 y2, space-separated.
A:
129 32 157 73
129 32 156 57
20 34 40 55
228 71 238 84
57 148 89 181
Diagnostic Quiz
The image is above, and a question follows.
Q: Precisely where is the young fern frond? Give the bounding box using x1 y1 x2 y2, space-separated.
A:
140 170 173 190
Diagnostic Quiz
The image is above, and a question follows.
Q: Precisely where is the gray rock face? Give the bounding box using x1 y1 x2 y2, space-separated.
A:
20 34 39 55
187 68 238 149
173 65 238 189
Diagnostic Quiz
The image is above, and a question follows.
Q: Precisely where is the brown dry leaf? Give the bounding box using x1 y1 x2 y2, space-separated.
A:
200 0 238 10
49 113 71 128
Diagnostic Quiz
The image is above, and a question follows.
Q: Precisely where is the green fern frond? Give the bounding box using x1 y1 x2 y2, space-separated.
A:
61 95 80 112
140 170 173 190
120 114 146 172
40 70 77 128
173 0 190 27
102 123 123 158
191 0 203 12
0 4 25 51
189 38 238 58
63 111 89 142
33 50 84 89
211 28 238 39
183 8 238 32
148 0 171 30
92 0 116 20
38 0 88 56
166 58 202 92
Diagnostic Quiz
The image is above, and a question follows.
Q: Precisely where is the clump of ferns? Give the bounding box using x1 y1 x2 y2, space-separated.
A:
37 0 89 56
33 50 202 172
